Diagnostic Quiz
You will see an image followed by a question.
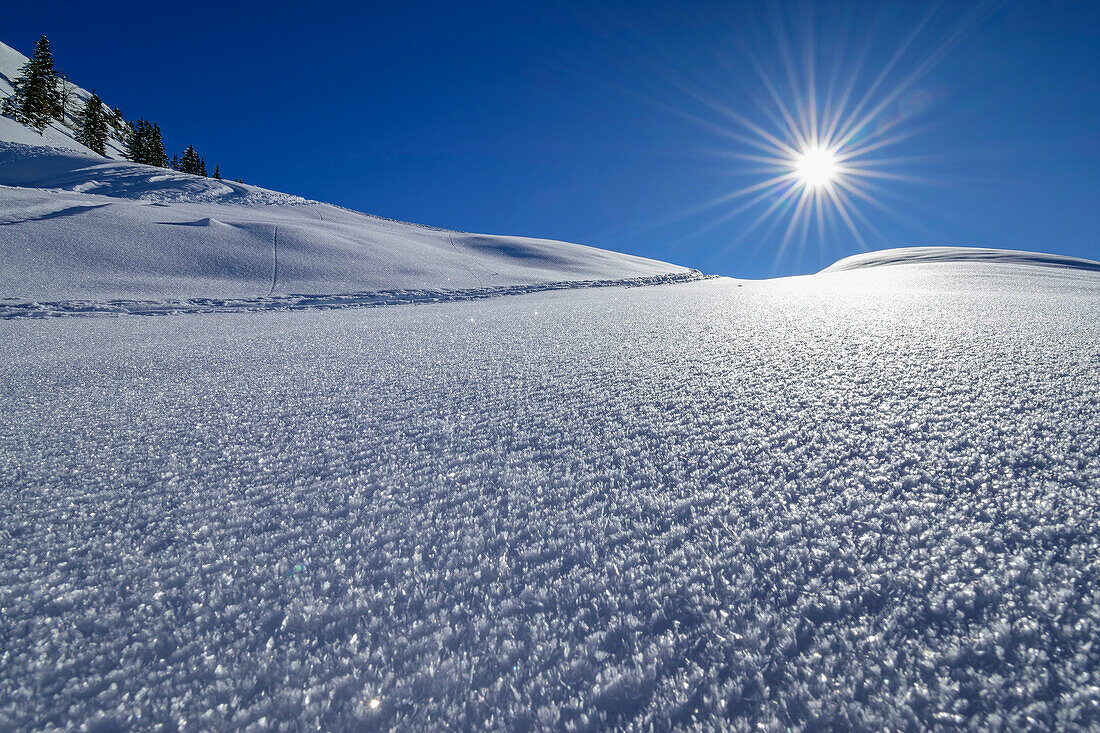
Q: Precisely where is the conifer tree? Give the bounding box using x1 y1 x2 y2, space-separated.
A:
1 36 63 132
179 144 204 175
117 121 133 155
147 123 169 167
75 91 109 155
170 155 180 170
125 119 169 167
125 120 147 163
213 165 221 179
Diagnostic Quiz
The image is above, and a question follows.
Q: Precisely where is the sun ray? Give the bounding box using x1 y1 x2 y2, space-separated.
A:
822 15 878 144
814 188 826 252
744 50 812 153
778 186 814 258
704 149 800 167
823 184 867 249
832 0 944 145
768 2 814 150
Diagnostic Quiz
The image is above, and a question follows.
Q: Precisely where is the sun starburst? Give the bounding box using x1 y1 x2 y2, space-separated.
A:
793 145 839 189
595 1 999 273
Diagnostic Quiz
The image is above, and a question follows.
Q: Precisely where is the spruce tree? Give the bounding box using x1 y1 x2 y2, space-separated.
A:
147 123 169 167
125 119 169 167
75 91 109 156
213 165 221 179
170 155 180 170
125 120 150 164
1 36 63 132
124 119 143 161
179 145 203 175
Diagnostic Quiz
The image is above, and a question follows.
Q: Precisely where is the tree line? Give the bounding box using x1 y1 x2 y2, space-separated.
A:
2 36 231 180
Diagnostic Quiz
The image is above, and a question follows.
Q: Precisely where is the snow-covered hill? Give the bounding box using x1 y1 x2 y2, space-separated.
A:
0 142 695 303
823 246 1100 274
1 40 694 303
0 142 694 303
0 40 128 159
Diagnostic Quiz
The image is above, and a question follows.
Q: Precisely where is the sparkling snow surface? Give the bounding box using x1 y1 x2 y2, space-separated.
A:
2 261 1098 730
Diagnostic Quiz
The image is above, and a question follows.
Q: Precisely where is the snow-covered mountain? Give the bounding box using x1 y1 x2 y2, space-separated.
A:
0 39 695 305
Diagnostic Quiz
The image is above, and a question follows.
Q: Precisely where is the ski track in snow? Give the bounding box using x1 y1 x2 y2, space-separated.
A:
268 224 279 297
1 268 1099 731
0 271 713 320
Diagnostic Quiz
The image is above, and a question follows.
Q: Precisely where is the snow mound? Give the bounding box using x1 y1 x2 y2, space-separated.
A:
0 143 694 301
0 143 306 205
823 246 1100 273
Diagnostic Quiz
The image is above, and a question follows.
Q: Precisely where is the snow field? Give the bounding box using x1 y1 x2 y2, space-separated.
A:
1 264 1098 730
0 142 692 303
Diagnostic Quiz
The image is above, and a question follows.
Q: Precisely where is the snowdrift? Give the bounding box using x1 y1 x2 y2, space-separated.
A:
822 246 1100 274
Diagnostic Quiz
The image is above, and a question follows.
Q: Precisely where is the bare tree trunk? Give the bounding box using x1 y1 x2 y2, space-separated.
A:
58 77 75 125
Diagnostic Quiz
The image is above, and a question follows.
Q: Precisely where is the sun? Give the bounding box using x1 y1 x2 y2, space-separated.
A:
794 146 839 189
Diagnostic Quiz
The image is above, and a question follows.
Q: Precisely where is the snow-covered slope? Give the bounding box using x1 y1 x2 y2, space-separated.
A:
1 261 1098 730
0 142 695 301
0 40 128 159
1 38 693 301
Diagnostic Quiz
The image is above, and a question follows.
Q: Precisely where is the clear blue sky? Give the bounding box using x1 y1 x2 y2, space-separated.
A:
4 0 1097 277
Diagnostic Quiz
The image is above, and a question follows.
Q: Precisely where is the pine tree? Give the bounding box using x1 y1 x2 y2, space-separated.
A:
125 119 169 167
147 123 169 167
125 120 150 164
179 144 204 175
1 36 63 132
117 121 134 156
213 165 221 179
170 155 180 170
75 91 109 156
